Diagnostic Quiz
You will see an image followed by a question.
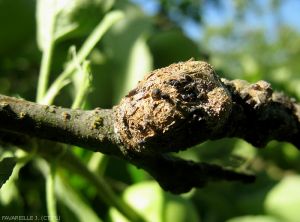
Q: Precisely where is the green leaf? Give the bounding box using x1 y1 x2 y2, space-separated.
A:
89 6 152 106
264 175 300 222
109 181 200 222
56 174 103 222
36 0 57 50
36 0 115 50
127 163 147 183
0 0 35 54
226 215 280 222
0 157 17 189
41 10 124 105
116 34 153 102
109 181 164 222
148 30 202 68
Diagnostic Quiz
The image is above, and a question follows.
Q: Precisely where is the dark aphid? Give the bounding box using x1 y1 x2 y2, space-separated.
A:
181 92 197 101
181 94 189 100
189 107 197 113
168 79 181 88
160 92 170 100
185 75 193 82
151 88 162 100
188 92 197 100
197 91 207 100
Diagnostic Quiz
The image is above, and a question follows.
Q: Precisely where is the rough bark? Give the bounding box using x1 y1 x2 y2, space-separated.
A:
0 60 299 193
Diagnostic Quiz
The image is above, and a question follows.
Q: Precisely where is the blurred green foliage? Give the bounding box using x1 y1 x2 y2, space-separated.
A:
0 0 300 221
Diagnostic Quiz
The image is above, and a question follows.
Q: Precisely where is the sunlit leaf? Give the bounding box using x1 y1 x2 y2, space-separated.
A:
117 35 153 102
87 6 152 106
40 10 124 105
226 215 280 222
265 175 300 222
0 176 22 215
36 0 115 50
109 181 200 222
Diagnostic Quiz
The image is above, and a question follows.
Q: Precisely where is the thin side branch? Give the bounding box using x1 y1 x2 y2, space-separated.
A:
131 154 255 193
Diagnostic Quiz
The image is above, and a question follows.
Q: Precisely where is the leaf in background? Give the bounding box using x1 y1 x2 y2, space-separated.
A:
70 46 93 109
87 5 153 107
40 10 124 105
117 35 153 102
37 0 115 50
0 150 31 212
109 181 164 222
264 175 300 222
226 215 280 222
0 0 35 54
126 163 147 183
0 157 17 189
148 30 202 68
56 174 103 222
109 181 199 222
240 55 260 82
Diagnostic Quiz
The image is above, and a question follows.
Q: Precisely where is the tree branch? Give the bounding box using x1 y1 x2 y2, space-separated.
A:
222 79 300 148
1 60 299 193
0 95 121 156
